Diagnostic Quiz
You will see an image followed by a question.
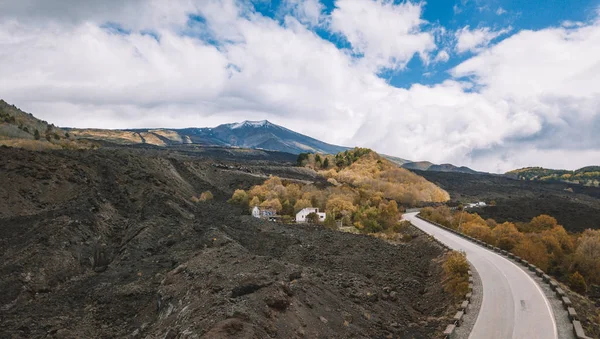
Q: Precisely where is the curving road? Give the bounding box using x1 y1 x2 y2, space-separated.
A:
404 212 557 339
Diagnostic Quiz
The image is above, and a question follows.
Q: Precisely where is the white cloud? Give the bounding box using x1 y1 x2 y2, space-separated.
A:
433 50 450 63
496 7 507 15
283 0 324 27
329 0 436 70
1 0 600 173
455 25 511 53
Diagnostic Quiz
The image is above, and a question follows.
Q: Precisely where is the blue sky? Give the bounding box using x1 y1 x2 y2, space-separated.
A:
1 0 600 172
248 0 600 88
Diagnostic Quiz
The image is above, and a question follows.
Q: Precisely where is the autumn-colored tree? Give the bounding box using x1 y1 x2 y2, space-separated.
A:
462 221 494 244
526 215 559 233
249 196 260 208
260 198 283 212
229 189 249 206
294 198 312 213
326 195 357 218
568 271 587 294
492 222 522 251
377 200 400 229
573 229 600 284
512 234 550 271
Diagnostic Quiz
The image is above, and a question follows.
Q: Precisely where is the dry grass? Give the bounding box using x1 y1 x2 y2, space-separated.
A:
71 129 143 144
140 132 166 146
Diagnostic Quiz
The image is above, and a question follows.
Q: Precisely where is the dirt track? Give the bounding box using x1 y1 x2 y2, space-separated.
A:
0 147 454 338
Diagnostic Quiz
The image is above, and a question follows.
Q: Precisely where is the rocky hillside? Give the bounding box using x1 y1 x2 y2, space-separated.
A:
507 166 600 187
0 100 89 150
0 146 456 338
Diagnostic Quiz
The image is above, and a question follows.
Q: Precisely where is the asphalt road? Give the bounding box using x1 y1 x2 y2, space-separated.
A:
404 212 557 339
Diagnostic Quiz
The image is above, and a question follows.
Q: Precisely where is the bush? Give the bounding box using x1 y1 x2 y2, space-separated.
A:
443 251 470 298
228 189 249 206
306 212 320 224
34 129 40 140
198 190 214 202
569 271 587 294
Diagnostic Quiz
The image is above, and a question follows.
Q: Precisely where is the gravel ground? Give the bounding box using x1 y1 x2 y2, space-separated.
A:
453 262 482 339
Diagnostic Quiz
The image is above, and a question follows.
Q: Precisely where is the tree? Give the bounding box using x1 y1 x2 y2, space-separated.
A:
377 200 399 230
65 132 70 139
306 212 320 224
297 153 309 166
294 199 312 213
323 158 330 169
34 129 40 140
249 196 260 208
260 198 282 212
323 213 337 229
569 271 587 294
229 189 249 206
492 222 521 250
574 229 600 284
326 195 356 218
527 215 558 233
281 200 294 216
512 234 550 271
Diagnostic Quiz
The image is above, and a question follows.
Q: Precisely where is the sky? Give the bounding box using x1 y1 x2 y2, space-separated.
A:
1 0 599 173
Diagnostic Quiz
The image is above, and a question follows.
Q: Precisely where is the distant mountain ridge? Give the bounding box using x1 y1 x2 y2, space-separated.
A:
401 161 480 174
2 99 483 172
71 119 349 155
506 166 600 187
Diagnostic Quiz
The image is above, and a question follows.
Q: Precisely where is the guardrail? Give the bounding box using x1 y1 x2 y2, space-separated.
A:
406 216 474 338
415 214 593 339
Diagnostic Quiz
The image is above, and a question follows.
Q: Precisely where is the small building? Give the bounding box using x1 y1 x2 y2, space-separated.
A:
466 202 487 209
252 206 278 220
296 207 326 223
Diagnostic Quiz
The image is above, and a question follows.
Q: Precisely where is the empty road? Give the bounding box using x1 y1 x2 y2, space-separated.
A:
404 212 557 339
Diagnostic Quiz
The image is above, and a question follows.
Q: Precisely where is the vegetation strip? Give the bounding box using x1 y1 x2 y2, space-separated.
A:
417 213 594 339
407 218 476 338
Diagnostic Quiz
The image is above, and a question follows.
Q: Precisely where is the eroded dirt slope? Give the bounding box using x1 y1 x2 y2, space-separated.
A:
0 147 453 338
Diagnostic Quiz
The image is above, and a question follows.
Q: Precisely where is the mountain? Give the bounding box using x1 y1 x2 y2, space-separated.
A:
507 166 600 187
70 120 349 155
0 100 87 150
402 161 480 174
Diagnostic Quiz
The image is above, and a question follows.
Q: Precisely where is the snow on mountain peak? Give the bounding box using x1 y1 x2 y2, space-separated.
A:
230 120 270 129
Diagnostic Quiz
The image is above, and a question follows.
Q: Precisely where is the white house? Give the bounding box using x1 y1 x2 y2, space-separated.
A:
252 206 277 220
296 207 326 223
466 202 487 209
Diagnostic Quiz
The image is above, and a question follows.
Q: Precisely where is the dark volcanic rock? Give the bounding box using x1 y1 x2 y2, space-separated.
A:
0 147 453 338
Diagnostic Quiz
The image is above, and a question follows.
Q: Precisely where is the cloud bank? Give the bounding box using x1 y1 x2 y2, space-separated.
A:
1 0 599 173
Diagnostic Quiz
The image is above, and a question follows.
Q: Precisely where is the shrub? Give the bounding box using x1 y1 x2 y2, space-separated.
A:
306 212 320 224
34 129 40 140
199 190 214 202
229 189 249 206
569 271 587 294
443 251 470 298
